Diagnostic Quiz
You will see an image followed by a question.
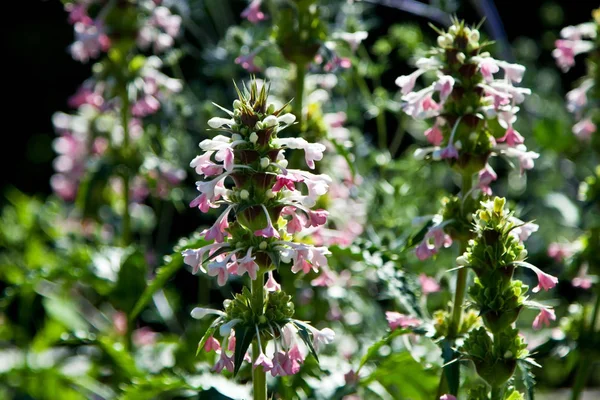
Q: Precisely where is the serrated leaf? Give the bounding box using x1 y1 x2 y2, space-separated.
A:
357 328 409 372
518 359 536 400
129 254 183 321
293 321 319 363
233 324 255 376
377 263 423 317
441 339 460 396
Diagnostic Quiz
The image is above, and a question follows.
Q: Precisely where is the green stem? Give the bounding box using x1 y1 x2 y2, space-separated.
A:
448 172 473 339
294 62 306 132
438 170 474 396
251 273 267 400
120 90 131 247
491 385 504 400
571 292 600 400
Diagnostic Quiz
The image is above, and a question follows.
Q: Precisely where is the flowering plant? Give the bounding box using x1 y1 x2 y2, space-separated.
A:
183 80 334 398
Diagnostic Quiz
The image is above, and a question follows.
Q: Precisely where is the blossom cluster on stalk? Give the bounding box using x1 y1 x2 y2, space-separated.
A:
394 20 540 261
548 9 599 289
184 80 334 375
52 1 184 203
397 20 538 191
235 0 365 75
457 197 557 398
553 9 599 141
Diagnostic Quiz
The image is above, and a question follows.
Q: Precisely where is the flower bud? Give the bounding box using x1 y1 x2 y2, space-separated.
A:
457 52 466 64
259 241 268 250
240 190 250 200
470 29 480 42
265 189 275 199
263 115 278 128
260 157 270 169
233 99 242 109
249 132 258 144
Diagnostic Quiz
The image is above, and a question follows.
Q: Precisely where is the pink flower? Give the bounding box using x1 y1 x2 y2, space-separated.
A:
204 207 232 243
395 69 426 95
311 268 336 287
281 206 306 234
270 351 288 377
532 308 556 330
273 174 302 192
306 209 328 228
527 264 558 293
386 312 421 330
553 40 576 71
479 58 499 82
572 276 592 290
419 274 440 295
440 395 457 400
254 205 280 238
415 225 452 260
235 53 261 72
254 352 273 371
68 86 103 108
212 351 234 373
204 336 221 352
241 0 266 24
498 126 524 147
572 118 596 141
236 248 259 279
548 243 574 262
440 143 459 159
70 21 111 62
434 75 455 102
265 271 281 291
478 164 497 195
424 122 444 146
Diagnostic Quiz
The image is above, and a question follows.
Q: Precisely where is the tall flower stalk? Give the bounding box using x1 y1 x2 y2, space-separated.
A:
458 197 556 399
393 19 543 397
53 0 183 247
552 9 600 400
184 80 334 399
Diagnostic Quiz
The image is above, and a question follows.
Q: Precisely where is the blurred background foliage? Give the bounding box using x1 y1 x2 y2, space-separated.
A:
2 0 599 399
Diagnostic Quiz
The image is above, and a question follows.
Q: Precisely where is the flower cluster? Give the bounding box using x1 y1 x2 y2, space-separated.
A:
182 81 332 285
51 2 184 202
553 8 599 141
184 80 334 377
65 0 181 63
192 288 334 376
397 20 538 191
458 197 557 394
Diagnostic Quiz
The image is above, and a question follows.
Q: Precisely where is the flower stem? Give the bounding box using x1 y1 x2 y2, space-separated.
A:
438 171 474 396
293 62 306 131
120 89 131 247
570 291 600 400
251 272 267 400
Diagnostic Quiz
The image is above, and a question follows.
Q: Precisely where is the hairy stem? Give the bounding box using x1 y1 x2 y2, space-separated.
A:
251 273 267 400
294 62 306 131
438 171 474 396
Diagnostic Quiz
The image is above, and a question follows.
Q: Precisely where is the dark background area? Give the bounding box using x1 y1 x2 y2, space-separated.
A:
2 0 597 200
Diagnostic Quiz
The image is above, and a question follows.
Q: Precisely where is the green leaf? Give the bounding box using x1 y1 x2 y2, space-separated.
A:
293 321 319 363
233 324 255 376
441 339 460 397
517 359 536 400
357 328 409 372
267 251 281 268
129 254 183 321
98 337 141 378
112 250 147 314
377 263 422 317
